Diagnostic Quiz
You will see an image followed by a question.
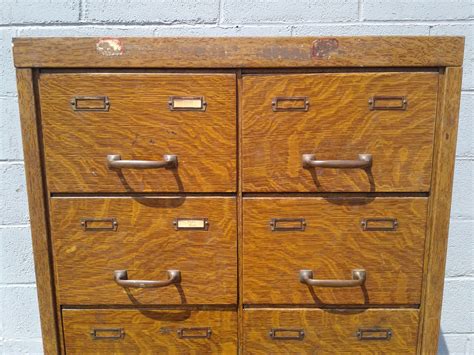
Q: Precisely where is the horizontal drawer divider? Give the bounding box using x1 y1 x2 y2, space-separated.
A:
61 304 238 311
241 67 440 75
243 304 420 309
242 192 429 198
50 192 237 198
40 68 240 74
39 67 440 75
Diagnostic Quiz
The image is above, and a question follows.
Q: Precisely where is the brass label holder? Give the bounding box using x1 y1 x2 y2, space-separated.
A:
168 96 207 111
90 328 125 340
368 96 407 110
356 328 392 340
361 218 398 231
270 218 306 231
81 218 118 231
70 96 110 111
272 96 309 112
173 218 209 231
269 328 305 340
177 327 212 339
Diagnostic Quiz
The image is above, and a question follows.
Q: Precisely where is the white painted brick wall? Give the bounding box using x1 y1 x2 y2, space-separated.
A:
0 1 472 353
84 0 220 24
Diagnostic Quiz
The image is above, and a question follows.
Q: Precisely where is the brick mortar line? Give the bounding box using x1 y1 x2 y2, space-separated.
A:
444 276 474 280
455 156 474 160
217 0 223 25
78 0 83 22
0 224 30 228
0 284 37 288
1 19 474 28
0 338 43 342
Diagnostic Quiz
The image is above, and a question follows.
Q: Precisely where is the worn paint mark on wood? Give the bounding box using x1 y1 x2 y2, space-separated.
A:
258 45 309 61
96 38 124 56
312 38 339 59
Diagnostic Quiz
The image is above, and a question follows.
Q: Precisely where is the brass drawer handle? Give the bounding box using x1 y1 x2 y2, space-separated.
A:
299 269 366 287
270 218 306 231
357 328 392 340
107 154 177 169
90 328 124 340
272 97 309 112
177 327 212 339
114 270 181 288
302 154 372 169
269 328 305 340
361 218 398 231
71 96 110 111
369 96 407 111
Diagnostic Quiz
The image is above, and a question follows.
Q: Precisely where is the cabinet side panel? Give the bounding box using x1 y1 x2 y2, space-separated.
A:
419 67 462 354
16 68 59 354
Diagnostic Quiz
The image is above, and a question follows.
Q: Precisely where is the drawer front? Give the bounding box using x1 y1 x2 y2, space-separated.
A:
63 309 237 354
51 197 236 305
243 197 427 305
243 308 418 354
242 72 438 192
39 73 236 193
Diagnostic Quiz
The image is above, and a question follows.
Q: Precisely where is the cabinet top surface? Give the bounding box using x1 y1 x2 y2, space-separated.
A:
13 36 464 69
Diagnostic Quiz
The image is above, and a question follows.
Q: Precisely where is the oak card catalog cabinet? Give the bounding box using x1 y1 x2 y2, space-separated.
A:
13 37 463 354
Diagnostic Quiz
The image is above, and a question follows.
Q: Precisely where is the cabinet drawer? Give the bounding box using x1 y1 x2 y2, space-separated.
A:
51 197 237 305
39 73 236 193
242 72 438 192
243 308 418 354
63 309 237 354
243 197 427 305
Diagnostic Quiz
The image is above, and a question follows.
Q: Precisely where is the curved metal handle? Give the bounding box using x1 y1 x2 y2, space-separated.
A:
302 154 372 169
299 269 366 287
107 154 177 169
114 270 181 288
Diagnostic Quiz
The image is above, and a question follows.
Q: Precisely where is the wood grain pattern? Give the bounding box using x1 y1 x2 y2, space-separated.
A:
242 72 438 192
50 197 237 305
16 69 60 355
62 309 237 354
237 69 245 353
13 37 464 353
13 37 464 68
39 73 236 193
243 197 427 305
243 308 419 354
418 67 462 354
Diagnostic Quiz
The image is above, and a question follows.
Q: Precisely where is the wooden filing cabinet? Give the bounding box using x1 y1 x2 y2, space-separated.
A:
13 37 464 354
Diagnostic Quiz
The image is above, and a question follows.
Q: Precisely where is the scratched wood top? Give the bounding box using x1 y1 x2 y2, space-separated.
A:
13 36 464 68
